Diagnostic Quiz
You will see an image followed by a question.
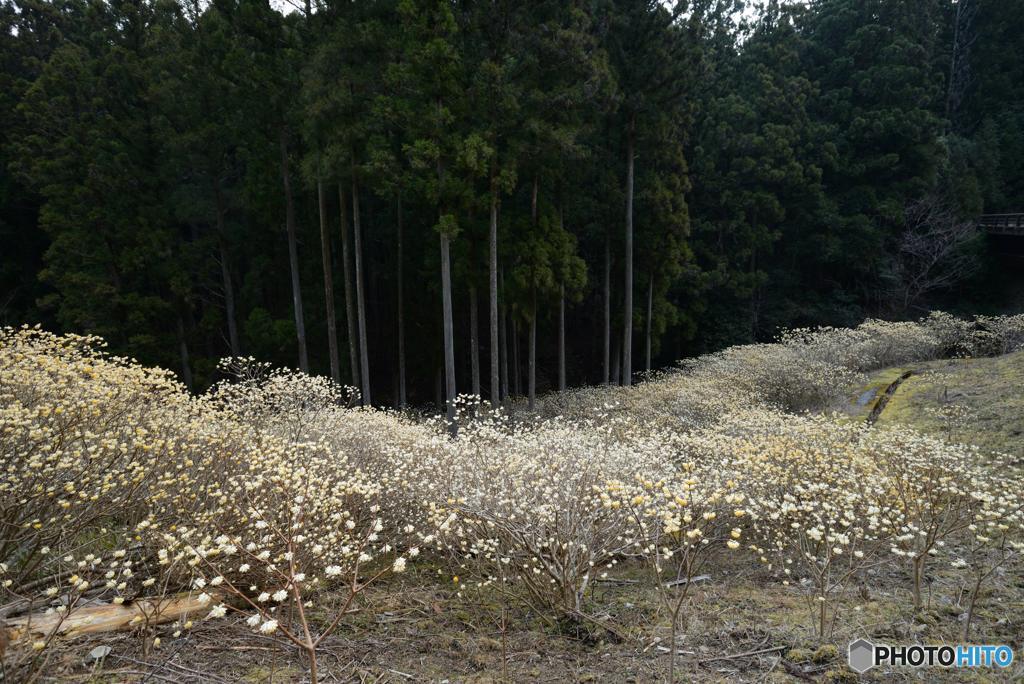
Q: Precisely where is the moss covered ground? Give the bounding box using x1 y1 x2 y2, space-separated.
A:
844 350 1024 460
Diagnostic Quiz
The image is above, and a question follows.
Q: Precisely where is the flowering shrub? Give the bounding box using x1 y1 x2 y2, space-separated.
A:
0 328 418 682
670 412 885 639
0 326 203 593
610 464 746 679
971 313 1024 356
864 431 1024 612
2 311 1023 680
424 415 658 622
533 311 1024 427
154 435 417 674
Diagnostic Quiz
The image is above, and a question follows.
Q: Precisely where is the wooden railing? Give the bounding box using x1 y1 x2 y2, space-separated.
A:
979 213 1024 236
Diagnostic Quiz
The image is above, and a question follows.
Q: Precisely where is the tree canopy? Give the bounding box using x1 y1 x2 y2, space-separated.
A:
1 0 1019 406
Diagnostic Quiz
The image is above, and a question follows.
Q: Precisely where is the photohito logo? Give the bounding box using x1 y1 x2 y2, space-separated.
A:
848 639 1014 673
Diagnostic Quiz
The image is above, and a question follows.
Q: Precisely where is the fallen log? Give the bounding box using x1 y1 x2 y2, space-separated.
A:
5 591 222 642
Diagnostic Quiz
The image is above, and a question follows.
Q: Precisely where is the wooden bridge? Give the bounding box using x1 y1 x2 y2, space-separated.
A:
979 213 1024 237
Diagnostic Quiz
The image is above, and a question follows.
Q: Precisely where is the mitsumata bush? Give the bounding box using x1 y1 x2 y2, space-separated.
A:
2 312 1024 682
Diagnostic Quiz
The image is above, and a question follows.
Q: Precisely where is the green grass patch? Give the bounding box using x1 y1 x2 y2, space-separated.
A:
845 351 1024 458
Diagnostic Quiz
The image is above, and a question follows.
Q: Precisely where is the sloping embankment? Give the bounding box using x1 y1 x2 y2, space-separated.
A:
846 350 1024 458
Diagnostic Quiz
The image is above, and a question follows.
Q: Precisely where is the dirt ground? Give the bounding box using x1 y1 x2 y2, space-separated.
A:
22 548 1023 683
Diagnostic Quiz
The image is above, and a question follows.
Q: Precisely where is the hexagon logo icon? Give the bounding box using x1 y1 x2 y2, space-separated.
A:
848 638 875 673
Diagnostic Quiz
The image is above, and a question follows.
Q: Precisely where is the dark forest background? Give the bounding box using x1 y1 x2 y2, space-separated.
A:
2 0 1023 409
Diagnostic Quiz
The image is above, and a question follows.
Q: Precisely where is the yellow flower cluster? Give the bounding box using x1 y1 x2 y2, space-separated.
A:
0 327 417 648
2 310 1022 661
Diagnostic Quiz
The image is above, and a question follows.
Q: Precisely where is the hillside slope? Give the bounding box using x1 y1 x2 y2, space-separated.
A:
845 350 1024 459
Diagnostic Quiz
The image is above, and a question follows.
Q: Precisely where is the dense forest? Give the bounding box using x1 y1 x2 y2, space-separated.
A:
1 0 1022 409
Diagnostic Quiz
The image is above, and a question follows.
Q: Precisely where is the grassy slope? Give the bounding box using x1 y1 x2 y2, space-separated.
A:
844 350 1024 460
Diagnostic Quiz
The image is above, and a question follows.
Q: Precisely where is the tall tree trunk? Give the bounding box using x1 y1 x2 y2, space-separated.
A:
489 188 500 408
945 0 976 134
352 172 371 405
557 201 566 392
368 259 380 396
318 176 340 383
280 127 308 372
470 285 480 398
531 175 538 223
603 230 610 385
436 97 456 434
645 273 653 374
511 317 521 398
396 193 407 409
528 286 537 411
611 330 621 387
177 312 193 391
440 230 457 432
528 176 540 408
558 281 566 391
500 267 509 402
622 113 635 387
435 365 443 411
338 183 359 388
749 246 758 341
213 179 240 357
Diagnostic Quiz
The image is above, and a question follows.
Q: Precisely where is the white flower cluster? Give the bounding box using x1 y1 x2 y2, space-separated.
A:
2 311 1022 663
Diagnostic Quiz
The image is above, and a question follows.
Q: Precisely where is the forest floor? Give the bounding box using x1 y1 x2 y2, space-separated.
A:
31 549 1024 682
21 353 1024 683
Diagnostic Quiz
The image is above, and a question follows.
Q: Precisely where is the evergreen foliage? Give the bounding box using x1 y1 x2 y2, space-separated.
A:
1 0 1018 405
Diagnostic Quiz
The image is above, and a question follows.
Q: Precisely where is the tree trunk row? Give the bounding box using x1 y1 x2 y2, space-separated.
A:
253 119 648 412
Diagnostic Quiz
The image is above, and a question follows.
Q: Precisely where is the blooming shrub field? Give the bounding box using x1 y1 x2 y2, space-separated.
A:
2 313 1024 681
